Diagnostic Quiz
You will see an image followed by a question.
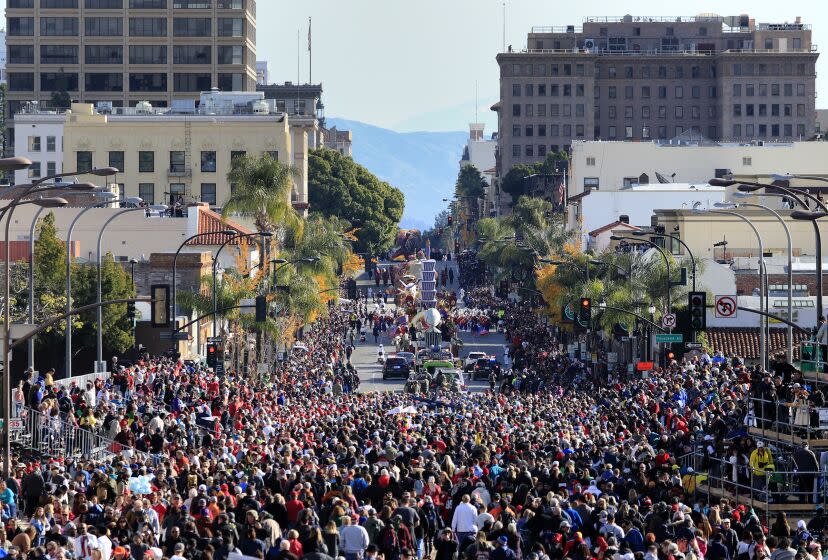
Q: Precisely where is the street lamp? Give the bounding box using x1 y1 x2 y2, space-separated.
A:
610 235 674 319
695 207 768 371
729 195 795 362
94 203 168 368
736 182 828 321
211 232 273 337
170 230 237 350
631 230 697 292
65 196 143 376
772 173 828 184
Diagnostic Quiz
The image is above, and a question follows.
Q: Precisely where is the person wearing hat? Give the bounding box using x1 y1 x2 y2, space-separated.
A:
749 441 775 501
491 536 516 560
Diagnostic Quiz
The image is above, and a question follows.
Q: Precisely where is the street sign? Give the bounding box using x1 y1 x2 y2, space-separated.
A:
159 331 172 340
173 332 190 341
215 362 225 375
207 336 224 343
655 333 683 343
714 295 738 318
9 418 23 432
685 342 703 350
661 313 677 329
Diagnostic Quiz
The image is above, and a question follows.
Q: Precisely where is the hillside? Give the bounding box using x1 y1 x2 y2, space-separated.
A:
326 118 466 230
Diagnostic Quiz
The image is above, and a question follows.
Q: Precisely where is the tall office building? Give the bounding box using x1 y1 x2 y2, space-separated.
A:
495 14 819 183
4 0 257 148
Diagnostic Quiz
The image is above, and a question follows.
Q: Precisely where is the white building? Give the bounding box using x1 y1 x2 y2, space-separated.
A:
13 109 64 185
256 61 270 86
459 123 497 216
578 183 726 249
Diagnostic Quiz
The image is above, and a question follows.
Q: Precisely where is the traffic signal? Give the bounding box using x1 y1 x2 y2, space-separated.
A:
255 295 267 322
447 215 453 226
206 343 218 368
150 284 170 328
579 298 591 327
127 301 136 323
688 291 706 330
666 349 676 361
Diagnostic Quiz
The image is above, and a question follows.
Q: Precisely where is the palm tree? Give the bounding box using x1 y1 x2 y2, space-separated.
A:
223 153 303 236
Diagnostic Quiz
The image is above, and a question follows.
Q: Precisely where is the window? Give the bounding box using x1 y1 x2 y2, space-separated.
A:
624 106 633 119
169 183 186 204
41 73 79 91
608 86 616 99
169 151 186 173
771 124 780 137
85 45 123 64
86 0 122 6
41 17 78 36
86 73 123 92
608 126 616 139
563 85 571 97
138 184 155 205
8 45 35 64
641 86 650 99
174 73 211 92
524 126 533 137
691 86 700 99
47 137 57 152
109 151 124 172
41 0 77 5
586 157 596 166
512 145 520 157
584 177 599 189
512 104 520 117
797 124 806 137
130 0 166 6
231 151 246 165
218 73 244 91
658 106 667 119
525 104 534 117
733 104 741 117
537 104 546 117
47 162 57 177
784 83 793 96
797 83 806 96
562 104 571 117
28 163 42 179
658 86 667 99
784 104 792 117
218 45 244 65
624 86 633 99
129 46 167 64
793 38 802 50
41 45 78 64
538 145 547 156
129 18 167 36
758 124 767 137
576 84 584 97
608 106 616 119
576 125 584 137
797 104 806 117
758 104 767 117
174 0 211 6
742 157 752 166
200 184 217 205
8 73 35 91
28 136 41 152
512 84 521 97
85 17 122 36
550 125 559 136
266 151 279 161
7 0 34 7
524 84 533 97
173 45 211 64
139 151 154 172
538 84 547 96
130 73 167 91
733 84 741 97
675 106 684 118
551 85 559 96
511 125 520 138
658 126 667 139
675 86 683 99
746 124 754 136
9 17 35 36
642 126 650 139
771 104 780 117
525 145 533 157
537 124 546 137
173 18 211 37
77 152 93 173
625 126 633 139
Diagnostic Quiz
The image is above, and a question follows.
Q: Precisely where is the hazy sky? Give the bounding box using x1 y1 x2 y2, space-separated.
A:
2 1 824 132
267 0 827 132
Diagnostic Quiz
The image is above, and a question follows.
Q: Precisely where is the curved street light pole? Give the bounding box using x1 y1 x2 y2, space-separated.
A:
634 231 697 292
95 204 168 366
611 236 673 318
66 196 142 376
26 206 48 370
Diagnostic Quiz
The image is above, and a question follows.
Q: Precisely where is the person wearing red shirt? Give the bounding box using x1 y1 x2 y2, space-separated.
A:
285 492 305 525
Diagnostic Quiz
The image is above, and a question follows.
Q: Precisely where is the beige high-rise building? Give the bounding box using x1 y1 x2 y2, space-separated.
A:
494 14 819 195
4 0 257 150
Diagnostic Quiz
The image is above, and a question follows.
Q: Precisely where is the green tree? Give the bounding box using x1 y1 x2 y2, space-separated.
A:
500 151 569 203
223 153 302 235
455 165 487 200
308 148 404 260
73 254 136 354
50 91 71 110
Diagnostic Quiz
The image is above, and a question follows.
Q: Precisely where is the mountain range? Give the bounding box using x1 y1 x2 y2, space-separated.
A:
326 118 467 230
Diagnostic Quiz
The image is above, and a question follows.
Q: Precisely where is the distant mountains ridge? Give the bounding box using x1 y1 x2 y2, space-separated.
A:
326 118 467 230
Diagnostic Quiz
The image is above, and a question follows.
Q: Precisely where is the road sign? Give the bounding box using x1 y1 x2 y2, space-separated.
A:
715 295 738 318
661 313 677 329
9 418 24 432
207 336 224 343
215 362 225 375
685 342 703 350
173 332 190 341
655 333 683 343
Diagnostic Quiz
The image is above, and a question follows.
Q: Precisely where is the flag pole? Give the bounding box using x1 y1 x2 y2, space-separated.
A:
308 17 313 84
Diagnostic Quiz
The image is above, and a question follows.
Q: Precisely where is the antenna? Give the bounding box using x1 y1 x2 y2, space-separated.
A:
475 80 479 123
502 2 506 52
308 17 312 85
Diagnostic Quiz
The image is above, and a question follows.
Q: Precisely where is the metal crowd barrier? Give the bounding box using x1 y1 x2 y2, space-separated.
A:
12 407 148 464
680 449 827 526
801 341 824 374
748 396 828 445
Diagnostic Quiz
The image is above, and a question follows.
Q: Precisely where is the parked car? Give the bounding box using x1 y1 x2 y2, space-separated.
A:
382 357 411 380
463 351 488 371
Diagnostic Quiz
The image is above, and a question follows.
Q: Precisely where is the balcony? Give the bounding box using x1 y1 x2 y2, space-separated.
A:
167 167 192 178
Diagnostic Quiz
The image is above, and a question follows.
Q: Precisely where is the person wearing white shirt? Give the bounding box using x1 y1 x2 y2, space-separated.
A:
339 516 370 560
74 524 100 560
451 494 478 548
97 529 113 560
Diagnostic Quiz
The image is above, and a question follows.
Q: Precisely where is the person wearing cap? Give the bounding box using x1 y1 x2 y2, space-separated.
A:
749 441 775 501
490 536 516 560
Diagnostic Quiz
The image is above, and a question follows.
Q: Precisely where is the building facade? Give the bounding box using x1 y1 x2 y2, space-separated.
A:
495 14 819 181
14 93 309 211
459 123 497 215
255 59 267 85
4 0 258 145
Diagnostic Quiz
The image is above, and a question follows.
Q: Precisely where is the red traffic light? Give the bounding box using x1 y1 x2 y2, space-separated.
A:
667 351 676 360
580 298 591 308
207 344 216 353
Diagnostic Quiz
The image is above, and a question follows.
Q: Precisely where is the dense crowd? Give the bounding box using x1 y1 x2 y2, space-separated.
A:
2 274 826 560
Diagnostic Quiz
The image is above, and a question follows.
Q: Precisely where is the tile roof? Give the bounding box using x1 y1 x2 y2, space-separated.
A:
589 221 641 236
705 327 808 360
188 206 254 246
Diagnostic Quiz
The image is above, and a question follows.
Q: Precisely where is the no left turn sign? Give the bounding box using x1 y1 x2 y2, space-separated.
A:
715 295 738 318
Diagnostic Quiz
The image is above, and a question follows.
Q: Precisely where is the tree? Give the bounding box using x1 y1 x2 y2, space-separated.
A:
455 165 487 200
500 151 569 203
73 254 136 354
308 148 404 260
223 153 302 235
50 91 71 110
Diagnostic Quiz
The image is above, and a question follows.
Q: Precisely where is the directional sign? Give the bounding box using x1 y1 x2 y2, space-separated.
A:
685 342 703 350
661 313 677 329
715 295 738 318
655 333 683 344
173 332 190 341
207 336 224 343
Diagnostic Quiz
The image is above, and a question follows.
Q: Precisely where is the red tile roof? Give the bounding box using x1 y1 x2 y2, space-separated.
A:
188 206 254 246
706 327 808 360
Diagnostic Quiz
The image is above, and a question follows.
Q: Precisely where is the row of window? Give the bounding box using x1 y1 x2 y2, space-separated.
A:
507 61 811 79
8 17 245 37
732 103 807 118
732 62 810 77
732 83 807 97
26 161 60 178
76 149 277 174
8 72 246 92
8 0 247 9
10 44 245 65
732 123 808 138
27 135 59 152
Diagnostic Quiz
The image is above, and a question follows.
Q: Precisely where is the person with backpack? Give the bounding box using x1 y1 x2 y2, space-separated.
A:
421 496 442 558
381 515 413 560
